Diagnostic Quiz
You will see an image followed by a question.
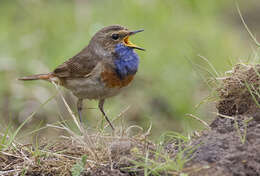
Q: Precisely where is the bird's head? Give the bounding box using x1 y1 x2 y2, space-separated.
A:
89 25 144 54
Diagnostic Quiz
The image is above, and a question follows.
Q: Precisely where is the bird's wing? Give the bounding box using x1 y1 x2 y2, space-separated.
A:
53 50 99 78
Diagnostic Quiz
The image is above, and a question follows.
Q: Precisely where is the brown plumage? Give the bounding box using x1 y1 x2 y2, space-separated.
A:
19 25 144 130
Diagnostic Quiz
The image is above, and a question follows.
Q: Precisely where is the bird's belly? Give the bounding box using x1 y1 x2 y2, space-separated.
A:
62 77 122 100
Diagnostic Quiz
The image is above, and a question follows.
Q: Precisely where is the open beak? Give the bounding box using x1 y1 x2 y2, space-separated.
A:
123 29 145 51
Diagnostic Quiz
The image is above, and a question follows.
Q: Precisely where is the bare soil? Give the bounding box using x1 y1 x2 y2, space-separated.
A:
186 115 260 176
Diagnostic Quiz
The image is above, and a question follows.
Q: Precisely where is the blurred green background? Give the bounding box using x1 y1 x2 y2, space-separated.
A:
0 0 260 139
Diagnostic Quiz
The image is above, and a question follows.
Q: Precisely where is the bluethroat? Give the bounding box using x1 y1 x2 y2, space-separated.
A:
19 25 144 130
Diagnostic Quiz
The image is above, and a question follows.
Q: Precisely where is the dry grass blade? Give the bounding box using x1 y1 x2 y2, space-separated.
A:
213 112 235 120
47 123 99 161
186 114 210 129
125 125 144 135
236 3 260 47
198 54 219 77
51 81 83 134
51 82 102 161
0 170 22 175
104 105 130 130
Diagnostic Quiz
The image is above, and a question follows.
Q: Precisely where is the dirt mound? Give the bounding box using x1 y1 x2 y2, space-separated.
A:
217 64 260 116
187 115 260 176
186 64 260 176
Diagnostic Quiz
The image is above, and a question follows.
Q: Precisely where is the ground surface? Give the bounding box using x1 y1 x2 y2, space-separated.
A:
186 64 260 176
1 64 260 175
186 115 260 176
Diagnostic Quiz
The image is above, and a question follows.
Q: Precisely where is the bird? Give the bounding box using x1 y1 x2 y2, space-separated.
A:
19 25 144 130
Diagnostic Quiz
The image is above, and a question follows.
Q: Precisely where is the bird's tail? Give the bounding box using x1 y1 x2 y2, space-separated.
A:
18 73 53 81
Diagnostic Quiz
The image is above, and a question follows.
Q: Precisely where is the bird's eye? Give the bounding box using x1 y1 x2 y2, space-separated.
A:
111 33 119 40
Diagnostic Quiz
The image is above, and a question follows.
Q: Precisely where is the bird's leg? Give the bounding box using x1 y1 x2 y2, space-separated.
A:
77 98 83 122
98 99 115 130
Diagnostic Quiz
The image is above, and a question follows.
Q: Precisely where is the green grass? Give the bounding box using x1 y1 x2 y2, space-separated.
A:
124 131 196 175
234 116 253 144
0 95 54 151
71 155 88 176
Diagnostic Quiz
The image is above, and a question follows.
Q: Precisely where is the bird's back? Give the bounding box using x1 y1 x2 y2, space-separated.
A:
53 45 100 78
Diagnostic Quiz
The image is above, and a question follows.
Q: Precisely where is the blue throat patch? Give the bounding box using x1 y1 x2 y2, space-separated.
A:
114 43 139 79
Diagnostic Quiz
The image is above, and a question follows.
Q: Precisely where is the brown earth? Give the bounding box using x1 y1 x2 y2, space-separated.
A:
185 64 260 176
186 114 260 176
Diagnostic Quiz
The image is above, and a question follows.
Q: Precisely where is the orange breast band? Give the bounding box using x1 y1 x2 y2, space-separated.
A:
101 68 135 88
